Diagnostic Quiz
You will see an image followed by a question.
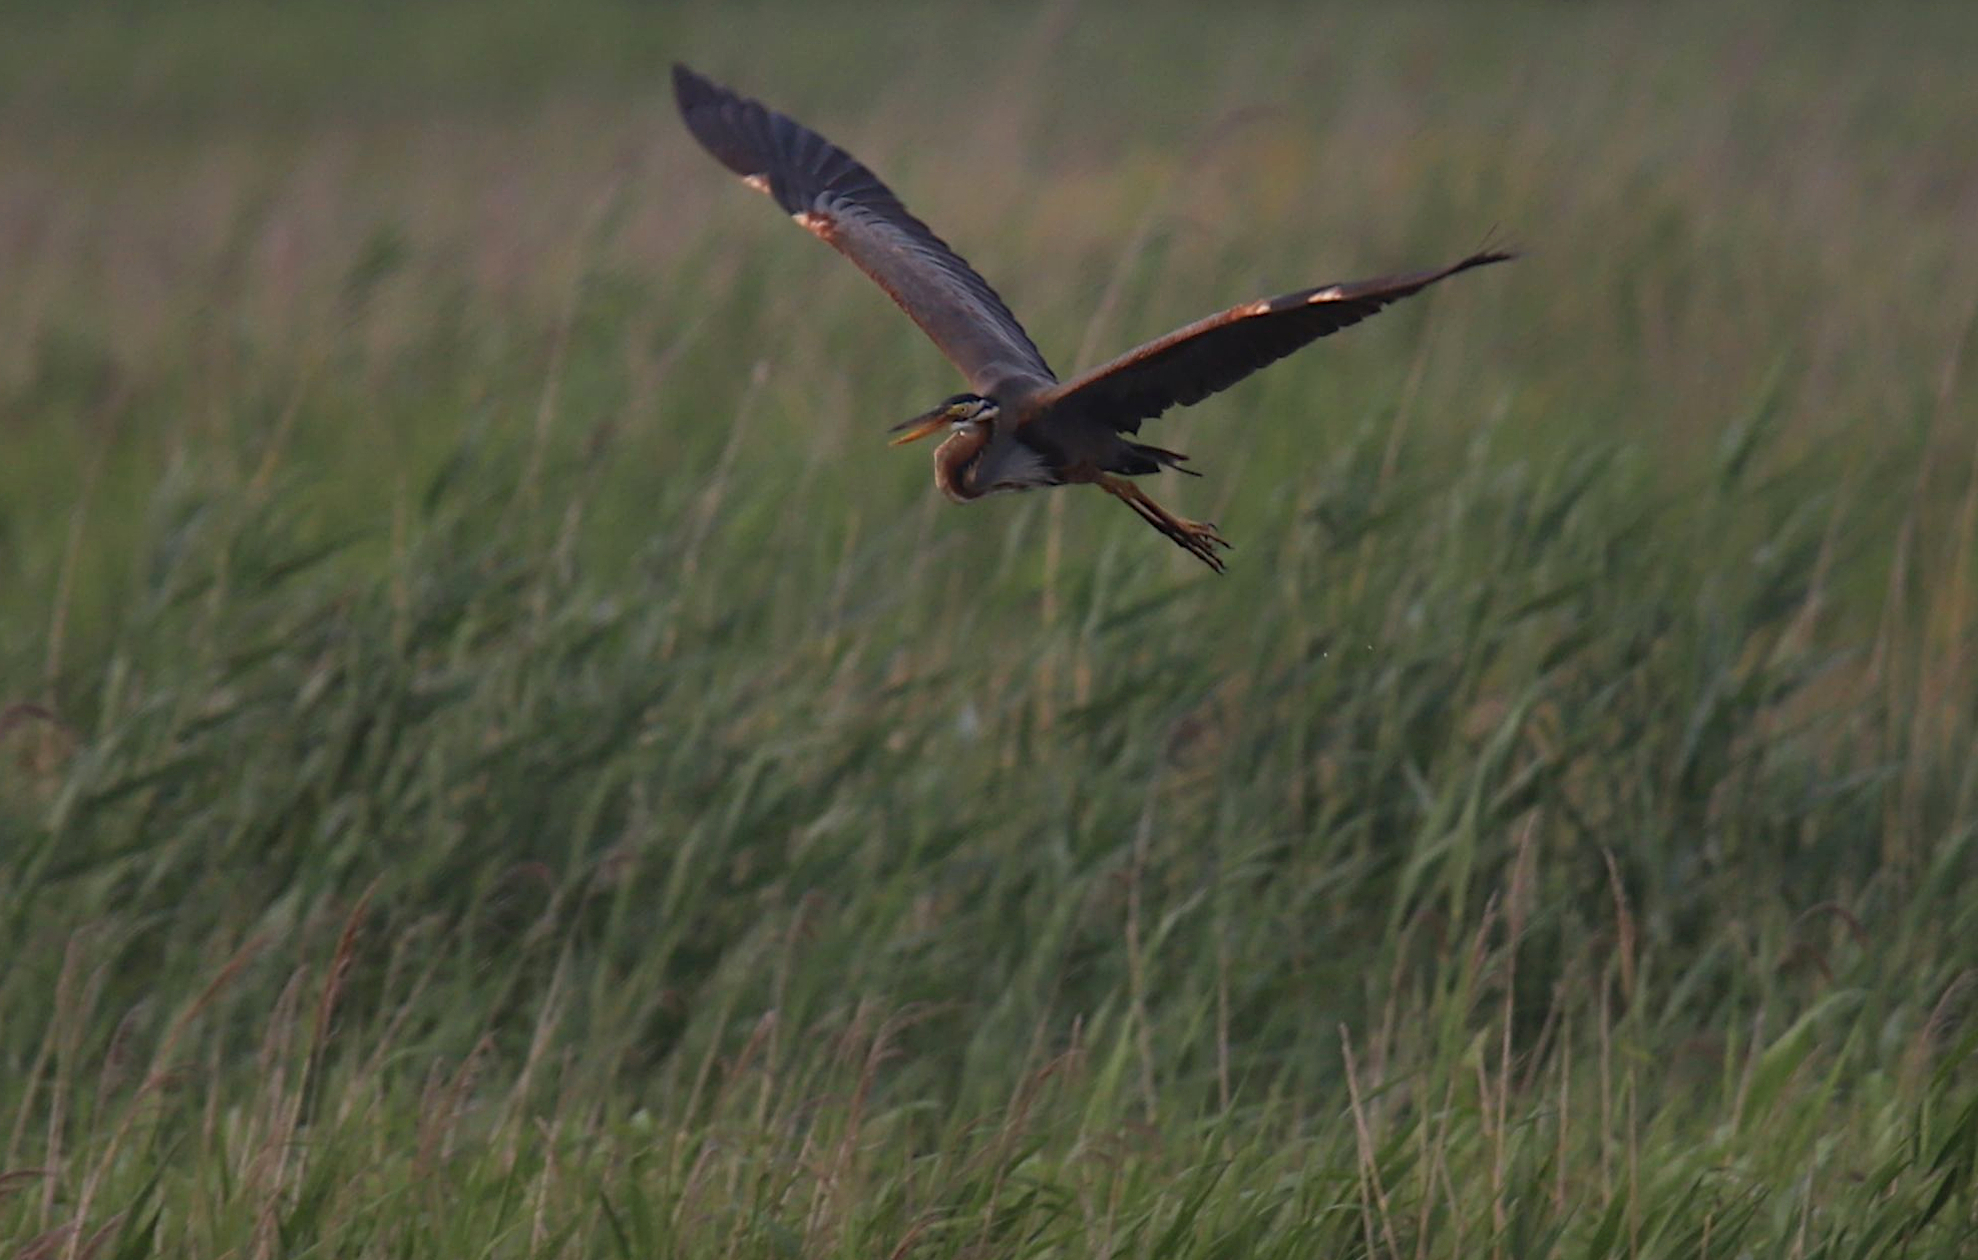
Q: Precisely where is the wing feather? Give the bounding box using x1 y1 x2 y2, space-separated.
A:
1041 250 1512 433
673 65 1055 394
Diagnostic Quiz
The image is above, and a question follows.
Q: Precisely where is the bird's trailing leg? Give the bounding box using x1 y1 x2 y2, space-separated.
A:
1092 474 1231 573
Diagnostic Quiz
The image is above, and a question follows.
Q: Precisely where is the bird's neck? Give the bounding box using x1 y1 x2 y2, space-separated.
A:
932 429 992 504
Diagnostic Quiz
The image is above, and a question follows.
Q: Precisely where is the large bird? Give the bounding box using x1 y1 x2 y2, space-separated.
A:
673 65 1509 572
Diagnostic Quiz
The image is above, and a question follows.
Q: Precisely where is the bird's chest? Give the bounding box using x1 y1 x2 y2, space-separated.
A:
959 432 1060 500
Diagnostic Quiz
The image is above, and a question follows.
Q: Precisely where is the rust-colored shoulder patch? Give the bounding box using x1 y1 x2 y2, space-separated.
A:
793 209 836 241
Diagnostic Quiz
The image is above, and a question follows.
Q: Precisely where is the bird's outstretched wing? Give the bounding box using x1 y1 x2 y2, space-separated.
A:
1039 251 1512 433
672 65 1055 394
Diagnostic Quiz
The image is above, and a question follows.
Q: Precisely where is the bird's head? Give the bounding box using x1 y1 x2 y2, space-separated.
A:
888 394 999 445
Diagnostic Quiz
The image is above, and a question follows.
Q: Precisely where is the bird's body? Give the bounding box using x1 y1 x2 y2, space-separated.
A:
922 393 1199 500
673 64 1509 571
934 416 1057 503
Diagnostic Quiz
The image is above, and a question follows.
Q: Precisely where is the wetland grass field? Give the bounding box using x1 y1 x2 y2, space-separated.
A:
3 2 1977 1254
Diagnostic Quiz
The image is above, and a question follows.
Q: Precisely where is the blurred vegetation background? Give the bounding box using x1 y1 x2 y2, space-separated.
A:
3 1 1977 1255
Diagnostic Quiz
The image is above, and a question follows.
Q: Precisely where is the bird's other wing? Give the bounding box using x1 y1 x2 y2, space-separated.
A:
1037 250 1512 434
673 65 1055 394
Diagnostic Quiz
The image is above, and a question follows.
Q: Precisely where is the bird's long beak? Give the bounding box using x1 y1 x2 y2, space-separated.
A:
888 406 950 446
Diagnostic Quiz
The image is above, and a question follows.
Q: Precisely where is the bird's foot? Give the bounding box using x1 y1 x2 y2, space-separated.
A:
1093 472 1233 573
1171 516 1232 572
1178 516 1229 549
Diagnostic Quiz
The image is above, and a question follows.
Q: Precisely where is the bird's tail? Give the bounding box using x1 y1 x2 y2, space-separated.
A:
1119 441 1202 477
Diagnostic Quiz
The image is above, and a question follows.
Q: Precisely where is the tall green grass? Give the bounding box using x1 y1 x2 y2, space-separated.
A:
4 1 1977 1254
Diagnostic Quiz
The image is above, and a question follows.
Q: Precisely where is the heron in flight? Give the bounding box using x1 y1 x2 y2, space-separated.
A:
673 65 1509 572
